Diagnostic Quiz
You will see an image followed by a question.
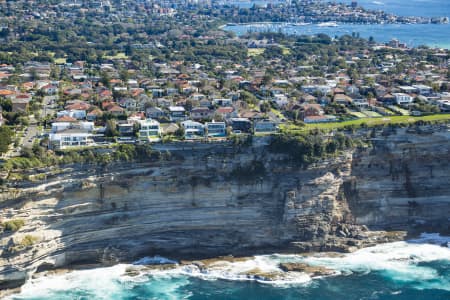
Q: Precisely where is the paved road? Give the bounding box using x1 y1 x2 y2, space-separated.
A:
22 115 39 149
43 95 58 118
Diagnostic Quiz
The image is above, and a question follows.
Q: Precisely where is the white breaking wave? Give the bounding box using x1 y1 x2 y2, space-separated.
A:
147 255 312 286
286 233 450 291
9 233 450 298
10 264 190 300
11 264 130 299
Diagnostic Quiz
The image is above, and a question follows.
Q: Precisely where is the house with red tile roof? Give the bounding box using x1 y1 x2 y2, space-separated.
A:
215 106 237 120
86 108 103 121
54 115 77 123
66 102 91 111
106 104 125 116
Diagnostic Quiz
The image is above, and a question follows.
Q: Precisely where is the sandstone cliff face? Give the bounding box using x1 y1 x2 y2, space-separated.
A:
345 127 450 233
0 128 449 289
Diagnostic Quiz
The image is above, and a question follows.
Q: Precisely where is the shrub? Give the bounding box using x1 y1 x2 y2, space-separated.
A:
20 235 38 247
1 219 25 232
230 160 266 182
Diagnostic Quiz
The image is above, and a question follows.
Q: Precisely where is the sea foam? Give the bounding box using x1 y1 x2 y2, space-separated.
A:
10 233 450 299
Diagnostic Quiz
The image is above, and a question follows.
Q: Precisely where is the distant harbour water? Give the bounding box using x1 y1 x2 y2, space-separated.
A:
224 22 450 49
355 0 449 18
222 0 450 48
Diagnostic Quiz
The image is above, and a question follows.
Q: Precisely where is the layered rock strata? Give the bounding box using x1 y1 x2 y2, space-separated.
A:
0 127 449 290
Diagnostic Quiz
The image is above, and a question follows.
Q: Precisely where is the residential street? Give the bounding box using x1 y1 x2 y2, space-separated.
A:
21 115 39 149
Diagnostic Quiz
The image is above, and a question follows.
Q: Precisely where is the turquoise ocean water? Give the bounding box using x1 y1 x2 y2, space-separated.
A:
9 234 450 299
224 0 450 48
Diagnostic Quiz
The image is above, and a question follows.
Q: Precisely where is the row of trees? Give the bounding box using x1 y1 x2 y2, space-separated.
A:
0 126 13 155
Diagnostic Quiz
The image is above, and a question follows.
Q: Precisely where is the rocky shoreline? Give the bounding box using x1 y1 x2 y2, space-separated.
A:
0 229 408 298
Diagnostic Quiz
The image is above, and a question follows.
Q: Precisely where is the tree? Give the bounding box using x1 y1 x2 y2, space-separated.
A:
174 126 185 139
100 72 111 88
240 90 257 105
262 73 273 86
0 126 13 154
105 119 118 137
326 141 338 154
119 68 129 82
0 99 12 112
260 101 271 113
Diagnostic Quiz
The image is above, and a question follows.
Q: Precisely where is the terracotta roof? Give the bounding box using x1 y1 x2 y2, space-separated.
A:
0 89 15 96
302 103 322 111
216 107 234 114
101 101 114 109
87 109 103 116
99 90 112 97
66 102 90 111
55 115 77 122
129 112 145 119
132 89 144 97
22 82 35 89
42 84 56 90
16 94 31 99
107 105 125 112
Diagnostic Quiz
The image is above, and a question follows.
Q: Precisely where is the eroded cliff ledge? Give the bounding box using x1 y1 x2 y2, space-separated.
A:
1 127 449 290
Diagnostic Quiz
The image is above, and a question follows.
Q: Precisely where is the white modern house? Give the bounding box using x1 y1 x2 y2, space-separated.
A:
49 129 93 149
393 93 414 105
56 109 87 120
205 121 226 137
181 120 204 139
51 121 94 133
254 119 279 133
212 98 233 107
168 106 186 121
138 119 161 143
412 84 433 96
49 121 95 149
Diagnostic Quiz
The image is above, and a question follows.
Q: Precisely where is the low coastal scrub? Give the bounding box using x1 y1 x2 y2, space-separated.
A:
7 235 39 253
2 144 165 172
268 131 357 166
19 235 38 247
230 160 266 182
1 219 25 232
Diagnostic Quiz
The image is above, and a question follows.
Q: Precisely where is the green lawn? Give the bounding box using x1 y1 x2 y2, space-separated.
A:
54 58 67 64
362 110 382 118
279 45 291 55
247 48 265 57
350 112 366 118
270 108 285 119
375 107 396 116
388 105 410 116
103 52 129 60
281 114 450 133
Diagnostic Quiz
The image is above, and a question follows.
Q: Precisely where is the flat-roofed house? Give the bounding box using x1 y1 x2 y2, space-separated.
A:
138 119 161 143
